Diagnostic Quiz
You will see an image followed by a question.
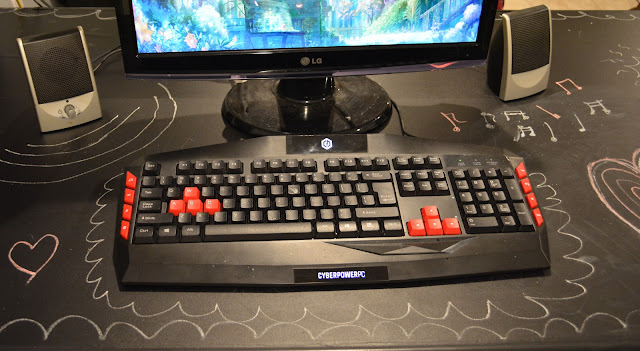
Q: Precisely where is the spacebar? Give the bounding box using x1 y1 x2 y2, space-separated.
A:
204 223 313 242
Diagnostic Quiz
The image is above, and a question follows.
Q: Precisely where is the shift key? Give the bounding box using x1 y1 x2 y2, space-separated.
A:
136 213 174 225
355 207 399 219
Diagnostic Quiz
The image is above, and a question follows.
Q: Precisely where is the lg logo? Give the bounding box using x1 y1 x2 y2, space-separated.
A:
300 57 323 66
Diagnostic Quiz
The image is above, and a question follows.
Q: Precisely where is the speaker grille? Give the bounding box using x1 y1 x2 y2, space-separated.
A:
22 31 94 104
510 10 550 74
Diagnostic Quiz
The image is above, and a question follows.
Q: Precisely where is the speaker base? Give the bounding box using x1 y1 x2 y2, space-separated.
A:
36 91 102 133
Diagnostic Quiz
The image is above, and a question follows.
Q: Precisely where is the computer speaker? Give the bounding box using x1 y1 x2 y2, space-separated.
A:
486 5 552 101
17 26 102 132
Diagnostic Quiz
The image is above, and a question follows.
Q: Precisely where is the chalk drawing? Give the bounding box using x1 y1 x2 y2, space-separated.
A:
514 125 536 142
583 100 611 115
574 114 586 132
8 234 59 284
480 112 495 129
588 148 640 234
0 83 176 184
440 112 466 132
536 105 561 119
4 8 116 20
601 45 640 87
503 110 529 121
543 122 557 142
25 114 120 148
555 79 582 95
553 11 639 22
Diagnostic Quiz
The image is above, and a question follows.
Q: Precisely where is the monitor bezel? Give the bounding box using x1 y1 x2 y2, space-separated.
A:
114 0 499 79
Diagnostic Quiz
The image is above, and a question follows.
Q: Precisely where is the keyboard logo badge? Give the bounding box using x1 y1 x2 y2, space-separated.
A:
321 138 333 150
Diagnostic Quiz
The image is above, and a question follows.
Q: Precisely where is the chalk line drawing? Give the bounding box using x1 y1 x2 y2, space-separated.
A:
601 45 640 87
555 79 582 95
503 110 529 121
480 112 495 129
5 113 131 156
25 114 120 148
553 11 639 22
0 83 176 184
4 8 116 20
574 114 586 132
543 122 557 142
619 45 631 50
583 100 611 115
514 125 536 142
587 148 640 234
609 50 623 57
536 105 561 119
440 112 466 132
8 234 59 284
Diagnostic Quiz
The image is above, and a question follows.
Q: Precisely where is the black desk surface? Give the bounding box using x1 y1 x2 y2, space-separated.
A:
1 7 639 350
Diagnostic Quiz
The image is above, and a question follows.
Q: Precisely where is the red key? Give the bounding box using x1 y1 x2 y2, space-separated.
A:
169 199 185 216
426 219 443 236
120 220 130 240
407 219 426 236
442 218 461 235
183 187 201 202
526 193 538 209
421 206 440 222
124 188 135 205
125 171 137 189
204 199 221 215
122 204 132 221
532 208 544 227
520 178 532 194
515 162 527 179
186 199 203 215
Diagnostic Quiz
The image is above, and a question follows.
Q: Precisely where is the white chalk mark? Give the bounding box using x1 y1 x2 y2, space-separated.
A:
480 112 495 129
617 69 630 75
543 122 557 142
584 100 611 115
514 125 536 142
8 234 59 284
553 11 639 22
8 8 116 21
25 114 120 148
619 45 631 50
609 50 624 57
574 114 586 132
5 114 132 156
0 83 176 184
504 110 530 121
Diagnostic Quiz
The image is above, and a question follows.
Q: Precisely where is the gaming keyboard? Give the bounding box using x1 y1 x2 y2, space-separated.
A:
114 134 549 286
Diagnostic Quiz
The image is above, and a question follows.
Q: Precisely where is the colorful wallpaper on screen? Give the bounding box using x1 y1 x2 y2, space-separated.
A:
132 0 483 53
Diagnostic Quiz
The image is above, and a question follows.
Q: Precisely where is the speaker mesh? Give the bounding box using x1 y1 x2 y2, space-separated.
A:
510 11 550 74
22 31 94 104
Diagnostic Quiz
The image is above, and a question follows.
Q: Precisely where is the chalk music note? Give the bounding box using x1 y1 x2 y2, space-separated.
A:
543 122 558 142
584 100 611 115
480 112 495 129
536 105 562 119
556 78 583 95
8 234 59 284
503 110 529 121
575 113 586 132
440 112 466 132
514 125 536 142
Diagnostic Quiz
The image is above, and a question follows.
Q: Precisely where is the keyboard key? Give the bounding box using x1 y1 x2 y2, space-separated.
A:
316 222 335 239
138 200 161 213
120 220 130 240
501 216 517 232
526 193 538 209
204 223 313 241
393 157 410 169
157 226 178 243
338 221 359 238
124 188 135 205
204 199 221 215
178 212 192 225
301 158 317 171
383 220 404 236
325 158 340 171
122 204 133 221
532 208 544 227
126 171 137 189
133 226 154 244
183 187 200 201
168 200 185 216
177 161 192 175
186 199 203 215
181 225 201 242
504 179 524 201
252 159 267 173
361 171 391 182
194 160 209 174
520 178 533 194
425 219 443 236
421 206 439 220
407 219 426 236
355 207 399 219
373 157 390 170
372 182 396 205
465 216 499 234
513 203 534 231
515 162 527 179
442 218 461 235
143 161 160 176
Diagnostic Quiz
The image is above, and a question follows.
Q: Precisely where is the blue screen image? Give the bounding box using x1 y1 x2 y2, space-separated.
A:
132 0 484 53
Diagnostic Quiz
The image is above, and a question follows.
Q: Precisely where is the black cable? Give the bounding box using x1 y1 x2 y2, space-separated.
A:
391 99 417 138
92 47 122 72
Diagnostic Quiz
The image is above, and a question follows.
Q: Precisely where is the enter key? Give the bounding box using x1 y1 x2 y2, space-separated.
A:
372 182 397 205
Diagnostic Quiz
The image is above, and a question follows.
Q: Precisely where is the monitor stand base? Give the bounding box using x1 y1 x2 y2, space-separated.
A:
222 76 392 136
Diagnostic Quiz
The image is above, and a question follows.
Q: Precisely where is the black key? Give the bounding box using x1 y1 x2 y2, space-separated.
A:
513 203 535 232
201 187 215 199
316 222 335 239
320 209 335 221
344 195 358 207
476 191 490 203
269 159 283 172
227 160 243 174
302 209 317 221
219 186 233 198
492 191 507 202
328 173 343 183
240 198 253 210
157 226 178 243
505 179 524 201
427 156 442 168
355 183 369 194
159 176 174 186
245 174 259 185
496 203 511 214
410 156 425 169
166 187 181 200
249 211 263 223
227 175 242 185
254 185 267 197
327 196 341 208
337 220 359 238
345 172 359 183
499 168 515 178
322 183 336 195
210 175 224 185
194 175 208 186
237 186 250 197
484 168 498 178
231 211 246 223
372 182 397 205
142 176 156 187
177 161 192 175
451 169 466 179
373 157 390 170
267 210 281 222
140 187 163 200
400 182 416 196
471 179 486 190
465 217 499 234
278 173 293 185
325 158 341 171
432 170 446 180
295 173 309 184
488 179 502 189
176 175 191 187
339 183 353 195
138 200 161 212
133 227 154 244
213 211 228 224
383 219 404 236
195 212 210 224
271 185 284 196
501 216 518 232
310 196 324 208
398 171 413 182
455 180 470 191
467 169 482 179
434 181 449 194
256 197 270 209
143 161 160 176
194 160 209 174
360 194 376 206
360 220 382 237
304 184 318 196
341 158 357 170
414 170 429 180
178 212 192 224
275 197 289 209
204 222 313 241
393 157 410 169
355 207 399 219
338 208 352 220
261 173 275 184
463 204 477 216
252 159 267 173
211 160 225 174
312 173 326 183
292 197 306 209
222 198 236 210
181 225 201 242
137 213 173 225
301 158 317 172
459 192 473 203
479 204 495 215
285 210 299 222
417 181 433 195
357 157 373 170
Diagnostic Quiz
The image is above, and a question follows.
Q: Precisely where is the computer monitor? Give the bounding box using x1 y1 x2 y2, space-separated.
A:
114 0 498 135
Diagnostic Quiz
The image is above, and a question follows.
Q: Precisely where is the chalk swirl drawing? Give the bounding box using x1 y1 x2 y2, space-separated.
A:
8 234 59 284
0 83 175 184
601 45 640 87
587 148 640 234
0 8 116 20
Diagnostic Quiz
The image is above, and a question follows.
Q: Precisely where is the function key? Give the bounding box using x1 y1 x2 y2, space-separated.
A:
126 171 138 189
325 158 341 171
393 157 410 170
194 160 209 174
211 160 226 174
268 159 284 172
357 157 373 170
285 159 300 172
227 160 243 174
252 159 267 173
410 156 425 169
143 161 160 176
341 158 357 171
373 157 390 170
520 178 533 194
301 158 317 172
427 156 442 168
515 162 527 179
176 161 193 175
141 176 156 188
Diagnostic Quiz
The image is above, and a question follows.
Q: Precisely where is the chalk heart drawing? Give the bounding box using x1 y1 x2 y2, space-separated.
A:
8 234 59 284
588 148 640 234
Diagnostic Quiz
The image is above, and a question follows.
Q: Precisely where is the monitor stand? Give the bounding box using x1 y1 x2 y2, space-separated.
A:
221 76 392 136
